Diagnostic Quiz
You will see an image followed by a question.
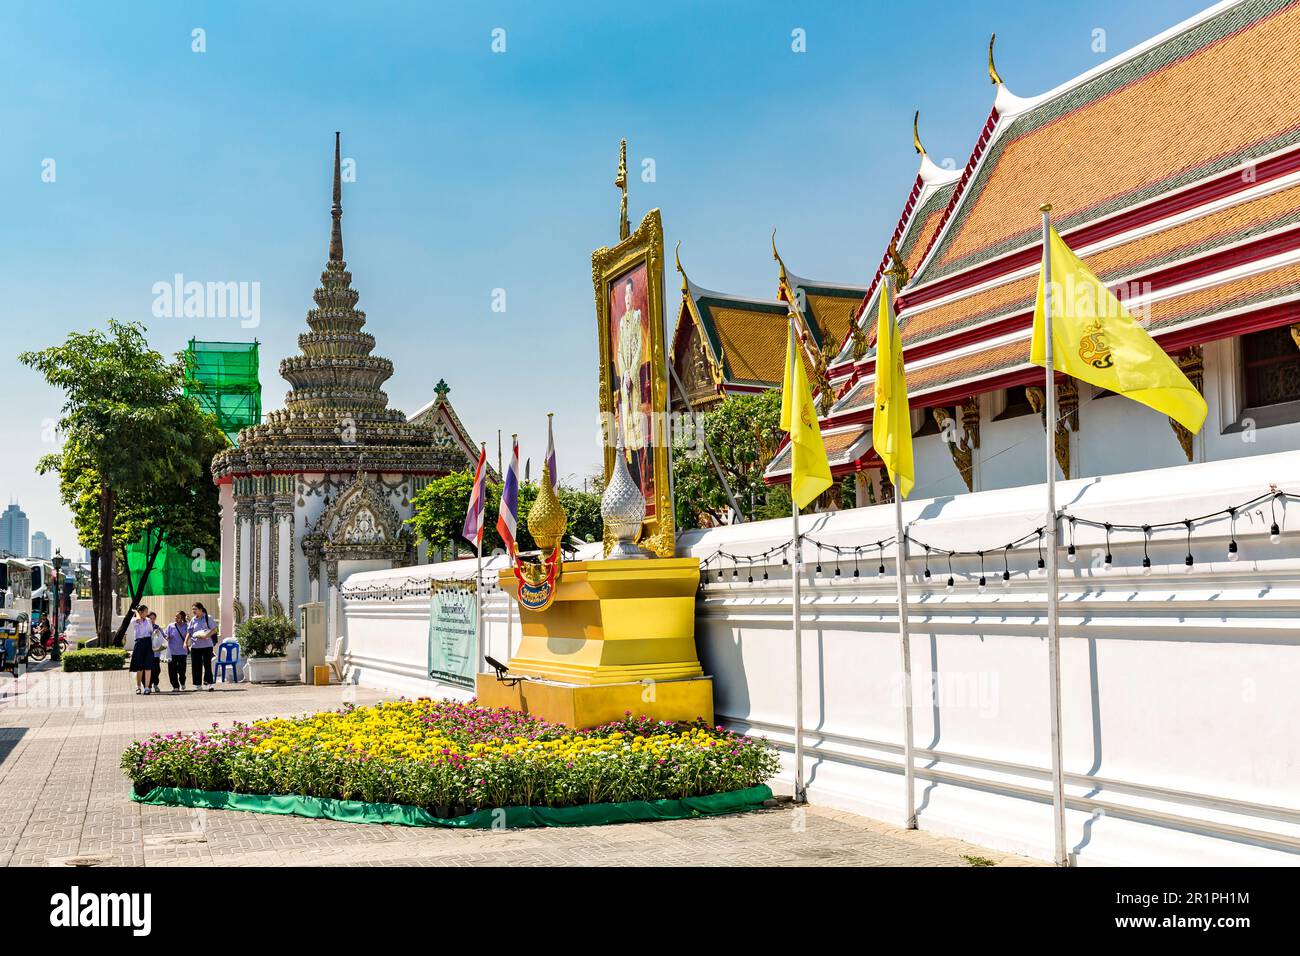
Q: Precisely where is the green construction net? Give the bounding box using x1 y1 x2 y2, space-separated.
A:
125 535 220 597
184 339 261 440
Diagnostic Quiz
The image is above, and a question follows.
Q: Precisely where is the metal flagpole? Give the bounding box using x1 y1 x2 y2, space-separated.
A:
886 274 917 830
1041 204 1068 866
788 315 806 804
475 538 484 673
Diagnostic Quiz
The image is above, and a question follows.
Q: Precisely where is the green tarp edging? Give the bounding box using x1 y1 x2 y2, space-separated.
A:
130 784 774 829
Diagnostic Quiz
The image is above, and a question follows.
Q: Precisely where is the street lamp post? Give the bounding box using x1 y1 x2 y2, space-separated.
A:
51 549 63 663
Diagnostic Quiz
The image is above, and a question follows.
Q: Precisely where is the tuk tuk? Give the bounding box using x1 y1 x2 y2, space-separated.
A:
0 611 29 677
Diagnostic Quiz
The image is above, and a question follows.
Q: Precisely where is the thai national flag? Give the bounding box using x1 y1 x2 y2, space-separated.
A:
496 435 520 555
546 413 558 489
461 444 488 550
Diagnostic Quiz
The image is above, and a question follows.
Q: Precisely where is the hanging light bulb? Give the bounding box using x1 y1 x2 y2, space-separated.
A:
1142 556 1152 575
1184 553 1195 572
923 567 932 580
945 575 954 593
977 575 987 593
1270 522 1281 544
1103 552 1112 571
1066 544 1077 563
1002 570 1011 587
1228 539 1239 562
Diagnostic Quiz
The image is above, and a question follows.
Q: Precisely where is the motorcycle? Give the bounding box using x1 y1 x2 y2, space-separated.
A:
25 625 68 663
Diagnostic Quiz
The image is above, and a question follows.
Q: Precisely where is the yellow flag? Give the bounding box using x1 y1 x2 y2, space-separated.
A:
872 283 915 499
1032 226 1206 433
780 321 832 509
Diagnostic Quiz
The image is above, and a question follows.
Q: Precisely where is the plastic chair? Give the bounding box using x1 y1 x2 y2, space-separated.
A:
214 640 240 683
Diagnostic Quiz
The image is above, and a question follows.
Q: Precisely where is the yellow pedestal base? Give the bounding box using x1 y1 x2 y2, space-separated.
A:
476 673 714 729
498 557 705 685
487 556 712 727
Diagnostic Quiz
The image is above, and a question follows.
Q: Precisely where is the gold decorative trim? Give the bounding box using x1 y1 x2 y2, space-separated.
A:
933 406 974 492
1169 345 1204 462
592 208 675 557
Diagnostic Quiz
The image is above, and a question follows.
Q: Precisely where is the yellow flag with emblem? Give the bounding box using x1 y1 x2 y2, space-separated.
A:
1031 226 1206 433
780 320 833 509
872 282 915 499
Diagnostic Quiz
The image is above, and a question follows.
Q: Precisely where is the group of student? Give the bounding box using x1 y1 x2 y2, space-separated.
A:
128 601 219 695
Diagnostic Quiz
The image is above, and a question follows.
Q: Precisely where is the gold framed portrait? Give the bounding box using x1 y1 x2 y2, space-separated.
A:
592 208 674 557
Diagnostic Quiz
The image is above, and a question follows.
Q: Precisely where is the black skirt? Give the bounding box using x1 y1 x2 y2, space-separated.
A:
129 637 154 672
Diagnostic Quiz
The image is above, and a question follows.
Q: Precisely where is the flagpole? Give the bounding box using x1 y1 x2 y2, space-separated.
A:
476 441 486 674
1041 204 1068 866
788 315 806 804
886 274 917 830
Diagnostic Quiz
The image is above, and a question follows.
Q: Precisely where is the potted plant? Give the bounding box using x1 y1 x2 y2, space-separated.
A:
236 615 298 683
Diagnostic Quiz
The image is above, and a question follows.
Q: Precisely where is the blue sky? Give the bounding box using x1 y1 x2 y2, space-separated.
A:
1 0 1209 551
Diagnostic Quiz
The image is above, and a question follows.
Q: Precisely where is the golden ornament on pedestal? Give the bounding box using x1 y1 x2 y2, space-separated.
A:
527 463 568 554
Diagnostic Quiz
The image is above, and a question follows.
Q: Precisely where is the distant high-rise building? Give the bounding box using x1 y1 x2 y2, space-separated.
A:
30 531 51 559
0 504 29 557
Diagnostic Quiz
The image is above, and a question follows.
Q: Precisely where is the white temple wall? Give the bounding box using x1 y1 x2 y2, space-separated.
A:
341 449 1300 866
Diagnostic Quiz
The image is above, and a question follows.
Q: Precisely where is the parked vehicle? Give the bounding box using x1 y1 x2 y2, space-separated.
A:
0 611 29 677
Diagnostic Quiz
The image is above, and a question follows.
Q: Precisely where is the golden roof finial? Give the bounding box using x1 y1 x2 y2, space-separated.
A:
988 33 1003 86
913 111 925 156
771 228 788 285
885 241 910 287
615 138 629 241
674 240 688 293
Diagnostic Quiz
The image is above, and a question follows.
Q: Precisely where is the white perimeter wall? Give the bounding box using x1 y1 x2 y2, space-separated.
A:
340 450 1300 866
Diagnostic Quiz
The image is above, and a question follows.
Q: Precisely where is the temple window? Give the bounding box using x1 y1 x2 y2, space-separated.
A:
991 388 1036 421
1242 325 1300 409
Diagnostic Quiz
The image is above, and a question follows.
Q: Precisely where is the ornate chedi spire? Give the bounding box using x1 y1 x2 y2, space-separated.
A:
279 132 395 415
213 132 450 481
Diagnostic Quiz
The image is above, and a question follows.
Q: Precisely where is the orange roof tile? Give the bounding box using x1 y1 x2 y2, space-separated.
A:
708 303 791 385
925 0 1300 281
904 180 1300 343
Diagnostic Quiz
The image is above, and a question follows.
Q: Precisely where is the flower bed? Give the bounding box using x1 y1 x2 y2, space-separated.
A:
120 700 780 823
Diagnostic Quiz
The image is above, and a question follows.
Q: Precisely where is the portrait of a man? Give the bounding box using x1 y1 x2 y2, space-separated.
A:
609 263 654 513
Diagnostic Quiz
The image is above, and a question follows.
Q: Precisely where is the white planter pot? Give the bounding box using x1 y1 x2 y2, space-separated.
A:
245 655 296 683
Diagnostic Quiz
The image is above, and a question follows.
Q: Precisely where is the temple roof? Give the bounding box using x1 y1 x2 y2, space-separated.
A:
770 0 1300 482
677 276 791 389
408 379 501 482
911 0 1300 288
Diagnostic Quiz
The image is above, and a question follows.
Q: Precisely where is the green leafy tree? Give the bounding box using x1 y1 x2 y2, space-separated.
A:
112 398 226 644
672 390 785 529
21 320 228 645
408 474 602 555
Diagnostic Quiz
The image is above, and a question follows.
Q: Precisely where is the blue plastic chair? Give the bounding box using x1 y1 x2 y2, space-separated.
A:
214 640 240 683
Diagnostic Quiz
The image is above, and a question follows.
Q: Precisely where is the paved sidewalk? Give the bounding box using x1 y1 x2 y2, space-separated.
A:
0 665 1038 867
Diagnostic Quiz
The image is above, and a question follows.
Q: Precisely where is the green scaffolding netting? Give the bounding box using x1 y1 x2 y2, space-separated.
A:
184 339 261 440
126 535 220 597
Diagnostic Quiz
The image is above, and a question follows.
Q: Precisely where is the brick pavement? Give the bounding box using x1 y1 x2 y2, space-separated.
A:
0 663 1038 867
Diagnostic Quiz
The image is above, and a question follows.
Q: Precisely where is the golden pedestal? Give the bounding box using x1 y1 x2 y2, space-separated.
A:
476 557 713 727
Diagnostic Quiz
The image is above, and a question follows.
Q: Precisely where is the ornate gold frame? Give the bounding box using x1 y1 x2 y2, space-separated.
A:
592 208 674 557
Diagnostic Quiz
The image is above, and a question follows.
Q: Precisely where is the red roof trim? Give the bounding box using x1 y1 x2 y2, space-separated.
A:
900 142 1300 313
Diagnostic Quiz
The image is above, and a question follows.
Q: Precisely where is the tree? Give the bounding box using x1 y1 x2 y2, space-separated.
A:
112 397 226 644
21 320 228 645
672 390 785 529
408 473 603 555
